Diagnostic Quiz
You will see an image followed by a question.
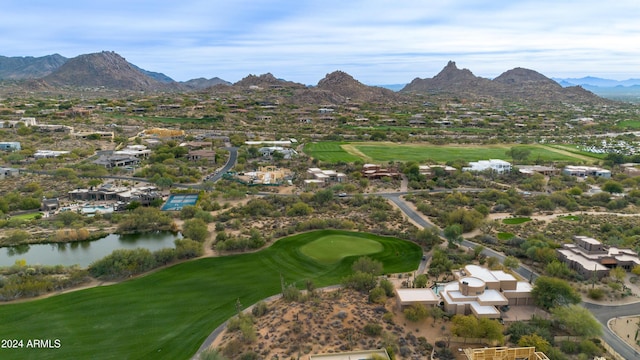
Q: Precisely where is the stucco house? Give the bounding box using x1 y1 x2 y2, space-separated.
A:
440 265 532 319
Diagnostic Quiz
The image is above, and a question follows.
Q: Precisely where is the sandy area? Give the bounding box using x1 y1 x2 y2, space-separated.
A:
610 316 640 353
209 287 483 360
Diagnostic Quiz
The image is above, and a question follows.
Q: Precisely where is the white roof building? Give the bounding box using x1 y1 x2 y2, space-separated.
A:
463 159 512 174
441 265 532 319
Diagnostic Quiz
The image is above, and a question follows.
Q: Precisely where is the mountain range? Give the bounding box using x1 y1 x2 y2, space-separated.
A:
0 51 617 104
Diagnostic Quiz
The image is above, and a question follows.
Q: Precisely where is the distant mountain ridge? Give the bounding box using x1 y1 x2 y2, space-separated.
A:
553 76 640 102
0 54 68 79
42 51 172 91
0 51 620 104
553 76 640 88
401 61 608 105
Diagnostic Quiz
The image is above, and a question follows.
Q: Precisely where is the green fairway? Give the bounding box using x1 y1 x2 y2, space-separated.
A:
304 141 596 164
353 143 584 163
0 230 420 360
299 234 383 264
502 217 532 225
303 142 362 163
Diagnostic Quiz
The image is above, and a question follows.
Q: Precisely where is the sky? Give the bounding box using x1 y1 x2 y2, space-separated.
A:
1 0 639 85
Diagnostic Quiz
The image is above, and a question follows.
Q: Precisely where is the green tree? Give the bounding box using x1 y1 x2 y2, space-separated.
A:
610 266 626 282
443 224 463 247
451 315 480 339
531 276 581 310
404 304 429 322
602 180 624 194
414 274 428 288
369 286 387 304
506 147 531 163
502 256 520 270
182 218 209 242
518 334 551 353
551 304 602 338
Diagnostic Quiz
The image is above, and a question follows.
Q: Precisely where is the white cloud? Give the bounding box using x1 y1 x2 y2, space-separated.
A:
1 0 639 83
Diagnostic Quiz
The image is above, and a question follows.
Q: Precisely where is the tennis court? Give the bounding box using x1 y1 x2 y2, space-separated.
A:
161 194 199 211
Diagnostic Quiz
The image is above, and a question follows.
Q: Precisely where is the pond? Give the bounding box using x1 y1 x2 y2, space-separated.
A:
0 231 182 268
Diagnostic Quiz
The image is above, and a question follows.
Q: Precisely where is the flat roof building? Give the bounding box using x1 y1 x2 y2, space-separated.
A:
395 288 439 310
441 265 532 319
463 159 512 174
557 235 640 280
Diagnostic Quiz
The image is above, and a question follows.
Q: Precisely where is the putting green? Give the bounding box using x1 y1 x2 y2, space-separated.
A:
299 234 383 264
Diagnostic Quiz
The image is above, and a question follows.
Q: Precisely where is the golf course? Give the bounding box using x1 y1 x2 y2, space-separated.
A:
0 230 421 360
304 141 602 164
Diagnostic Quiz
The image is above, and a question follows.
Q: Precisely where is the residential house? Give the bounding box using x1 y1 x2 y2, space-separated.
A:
0 167 20 179
41 198 60 212
361 164 401 179
557 235 640 280
305 168 347 186
0 142 21 151
440 265 533 319
562 165 611 179
394 288 439 311
463 159 512 174
187 149 216 162
34 150 70 159
517 165 560 176
93 154 140 168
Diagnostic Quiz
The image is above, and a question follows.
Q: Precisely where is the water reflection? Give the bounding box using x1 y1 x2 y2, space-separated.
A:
0 232 181 268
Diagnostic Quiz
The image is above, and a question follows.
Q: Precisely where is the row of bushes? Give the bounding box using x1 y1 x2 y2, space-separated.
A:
0 264 90 301
88 239 203 279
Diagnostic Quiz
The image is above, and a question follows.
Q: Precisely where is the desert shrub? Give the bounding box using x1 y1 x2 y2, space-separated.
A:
88 248 156 279
369 286 387 304
587 288 605 301
382 312 394 324
578 339 602 357
282 284 302 302
363 322 383 336
404 304 429 322
239 352 259 360
379 278 395 296
251 301 269 317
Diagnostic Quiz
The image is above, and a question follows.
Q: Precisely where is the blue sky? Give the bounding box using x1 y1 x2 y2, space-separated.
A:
1 0 639 84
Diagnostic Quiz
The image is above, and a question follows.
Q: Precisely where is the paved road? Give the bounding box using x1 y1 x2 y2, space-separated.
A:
203 147 238 183
583 301 640 360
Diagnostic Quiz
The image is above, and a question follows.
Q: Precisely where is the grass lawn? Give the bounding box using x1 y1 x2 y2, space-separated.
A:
304 141 596 164
558 215 580 221
10 212 43 220
617 120 640 129
299 234 383 264
304 142 361 163
497 232 515 241
502 217 532 225
0 230 420 360
353 143 588 163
